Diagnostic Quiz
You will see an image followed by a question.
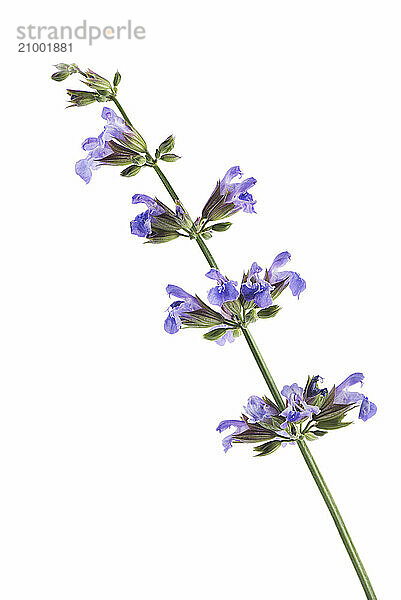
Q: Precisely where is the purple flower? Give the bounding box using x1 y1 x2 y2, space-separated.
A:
267 252 306 299
280 383 320 429
216 419 249 452
206 269 239 307
75 107 131 184
220 166 257 214
244 396 278 423
335 373 377 421
241 262 273 308
130 194 164 238
164 285 201 334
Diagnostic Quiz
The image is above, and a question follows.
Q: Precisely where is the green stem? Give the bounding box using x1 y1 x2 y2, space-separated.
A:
112 99 377 600
153 164 181 205
194 235 219 270
297 441 377 600
153 165 218 269
111 97 134 129
241 327 285 411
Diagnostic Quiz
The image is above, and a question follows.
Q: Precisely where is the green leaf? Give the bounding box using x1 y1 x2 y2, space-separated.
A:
160 153 181 162
145 231 179 244
245 309 257 324
257 305 281 319
253 440 281 457
120 165 142 177
203 328 230 341
317 419 353 430
158 135 175 154
211 221 232 232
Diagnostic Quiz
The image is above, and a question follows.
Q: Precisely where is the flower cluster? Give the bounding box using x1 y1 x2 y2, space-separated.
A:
201 166 257 221
51 63 120 106
217 373 376 455
130 195 192 243
164 252 305 345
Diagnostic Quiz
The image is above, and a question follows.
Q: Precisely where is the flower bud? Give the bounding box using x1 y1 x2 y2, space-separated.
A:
211 221 232 232
51 70 70 82
160 153 181 162
113 71 121 87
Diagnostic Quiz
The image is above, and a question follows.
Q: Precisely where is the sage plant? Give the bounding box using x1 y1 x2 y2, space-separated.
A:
52 64 378 599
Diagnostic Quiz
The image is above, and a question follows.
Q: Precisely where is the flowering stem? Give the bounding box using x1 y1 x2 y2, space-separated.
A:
194 235 219 270
241 327 285 411
152 165 219 269
153 164 181 205
112 99 377 600
297 441 377 600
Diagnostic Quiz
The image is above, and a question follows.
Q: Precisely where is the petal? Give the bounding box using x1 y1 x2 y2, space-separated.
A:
235 177 257 196
249 262 263 276
82 137 100 151
222 434 234 452
268 251 291 282
207 285 226 306
166 284 196 301
216 419 245 433
132 193 156 207
336 373 364 395
221 281 239 303
101 106 117 122
130 211 152 237
234 191 257 213
289 273 306 298
254 288 273 308
75 159 92 184
359 398 377 421
221 166 242 192
164 313 181 334
205 268 224 282
241 282 258 301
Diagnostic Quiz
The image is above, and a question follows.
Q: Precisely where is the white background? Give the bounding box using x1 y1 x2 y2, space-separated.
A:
2 2 400 598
